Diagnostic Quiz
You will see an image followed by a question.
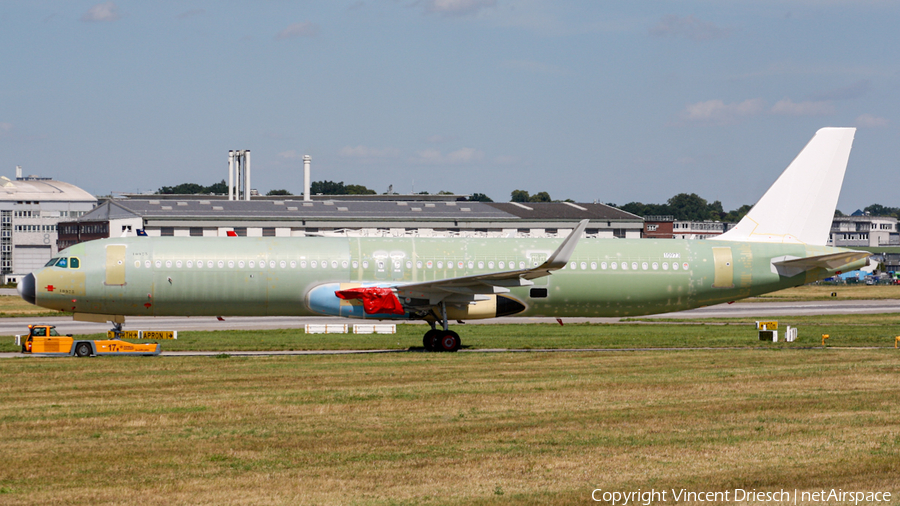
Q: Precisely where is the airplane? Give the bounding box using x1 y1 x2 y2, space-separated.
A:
18 128 869 351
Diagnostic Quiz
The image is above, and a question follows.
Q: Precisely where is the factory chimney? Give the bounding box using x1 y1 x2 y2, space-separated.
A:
15 166 22 180
303 155 311 201
227 150 251 201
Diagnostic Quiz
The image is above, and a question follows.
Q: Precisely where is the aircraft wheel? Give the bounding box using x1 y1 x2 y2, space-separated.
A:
438 331 461 352
423 329 440 351
74 342 92 358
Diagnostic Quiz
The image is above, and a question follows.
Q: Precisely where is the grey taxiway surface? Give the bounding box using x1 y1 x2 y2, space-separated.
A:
2 299 899 336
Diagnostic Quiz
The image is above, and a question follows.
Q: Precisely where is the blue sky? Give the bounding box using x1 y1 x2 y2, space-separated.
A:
1 1 897 213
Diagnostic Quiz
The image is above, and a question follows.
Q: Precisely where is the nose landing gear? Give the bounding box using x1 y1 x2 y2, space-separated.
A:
423 301 461 352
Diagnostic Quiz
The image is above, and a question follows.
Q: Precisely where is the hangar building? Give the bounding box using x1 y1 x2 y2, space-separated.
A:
57 195 643 248
0 169 96 283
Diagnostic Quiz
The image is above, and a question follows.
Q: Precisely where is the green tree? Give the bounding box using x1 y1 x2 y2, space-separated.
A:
723 204 753 223
267 189 292 196
863 204 900 217
157 180 228 195
344 184 376 195
206 180 227 195
667 193 713 221
468 193 493 202
528 191 551 203
511 190 530 202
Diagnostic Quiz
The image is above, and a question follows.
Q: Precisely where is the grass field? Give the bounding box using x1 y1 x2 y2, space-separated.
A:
746 284 900 301
3 316 900 353
1 349 898 505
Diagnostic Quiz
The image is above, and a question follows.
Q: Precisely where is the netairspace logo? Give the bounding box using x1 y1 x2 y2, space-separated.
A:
590 488 893 505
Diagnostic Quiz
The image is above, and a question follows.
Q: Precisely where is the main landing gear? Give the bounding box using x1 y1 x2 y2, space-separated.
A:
422 301 461 352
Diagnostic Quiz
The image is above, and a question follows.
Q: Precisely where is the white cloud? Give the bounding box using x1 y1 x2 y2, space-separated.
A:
413 147 484 164
682 98 765 123
855 114 889 128
650 14 728 41
423 0 496 17
770 99 835 116
339 145 400 158
81 2 121 22
276 22 319 40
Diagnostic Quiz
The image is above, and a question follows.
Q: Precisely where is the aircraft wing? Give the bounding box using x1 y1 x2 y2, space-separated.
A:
393 219 589 306
771 250 870 277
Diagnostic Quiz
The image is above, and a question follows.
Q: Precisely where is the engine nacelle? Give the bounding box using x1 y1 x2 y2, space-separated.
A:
307 283 411 319
306 283 526 320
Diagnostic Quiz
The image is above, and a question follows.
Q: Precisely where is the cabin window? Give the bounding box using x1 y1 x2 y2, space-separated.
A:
530 288 548 298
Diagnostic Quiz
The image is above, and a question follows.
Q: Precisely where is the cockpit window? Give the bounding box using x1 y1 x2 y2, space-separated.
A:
45 258 59 267
69 257 80 269
55 258 68 268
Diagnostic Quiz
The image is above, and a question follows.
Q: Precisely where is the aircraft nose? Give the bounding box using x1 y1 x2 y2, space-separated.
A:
18 273 35 305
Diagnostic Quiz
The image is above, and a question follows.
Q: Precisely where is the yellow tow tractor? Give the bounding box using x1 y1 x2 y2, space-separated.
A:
16 324 161 357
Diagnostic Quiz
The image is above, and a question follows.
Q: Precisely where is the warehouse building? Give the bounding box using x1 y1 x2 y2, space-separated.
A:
0 168 97 283
57 196 643 247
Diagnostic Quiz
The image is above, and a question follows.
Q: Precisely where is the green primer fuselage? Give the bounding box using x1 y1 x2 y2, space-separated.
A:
31 236 863 319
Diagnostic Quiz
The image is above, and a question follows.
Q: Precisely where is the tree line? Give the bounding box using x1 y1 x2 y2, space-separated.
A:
156 181 896 222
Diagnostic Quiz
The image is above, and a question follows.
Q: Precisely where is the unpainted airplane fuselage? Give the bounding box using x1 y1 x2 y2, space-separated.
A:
28 235 863 319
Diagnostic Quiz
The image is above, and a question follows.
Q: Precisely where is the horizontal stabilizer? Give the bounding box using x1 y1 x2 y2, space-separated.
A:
771 251 870 277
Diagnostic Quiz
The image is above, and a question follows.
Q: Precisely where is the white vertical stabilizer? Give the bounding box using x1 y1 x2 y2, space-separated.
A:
710 127 855 246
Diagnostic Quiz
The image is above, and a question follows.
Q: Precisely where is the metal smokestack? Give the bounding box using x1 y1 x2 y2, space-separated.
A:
244 150 251 201
303 155 311 201
228 152 234 201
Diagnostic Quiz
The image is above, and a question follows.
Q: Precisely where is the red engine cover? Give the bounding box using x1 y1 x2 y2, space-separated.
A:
334 287 405 315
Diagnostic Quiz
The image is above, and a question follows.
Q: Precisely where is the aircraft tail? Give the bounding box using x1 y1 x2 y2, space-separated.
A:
710 127 855 246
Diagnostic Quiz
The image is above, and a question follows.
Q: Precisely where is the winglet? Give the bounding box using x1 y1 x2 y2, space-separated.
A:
538 219 589 270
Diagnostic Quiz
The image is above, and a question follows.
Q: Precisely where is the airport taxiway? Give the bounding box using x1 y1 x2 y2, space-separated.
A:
1 299 898 336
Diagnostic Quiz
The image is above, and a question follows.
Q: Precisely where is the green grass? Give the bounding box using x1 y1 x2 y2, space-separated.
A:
5 315 900 353
0 350 898 505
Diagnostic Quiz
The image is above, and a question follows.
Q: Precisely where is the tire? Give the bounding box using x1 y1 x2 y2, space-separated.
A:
423 329 440 351
74 342 92 357
438 331 460 352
